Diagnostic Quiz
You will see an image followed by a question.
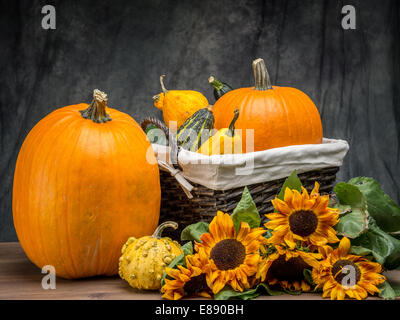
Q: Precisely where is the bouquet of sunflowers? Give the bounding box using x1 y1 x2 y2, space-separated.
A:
160 172 400 300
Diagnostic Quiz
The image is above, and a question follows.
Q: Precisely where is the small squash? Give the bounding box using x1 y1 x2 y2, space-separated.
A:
153 75 209 132
208 76 233 101
212 58 323 152
119 221 183 290
197 109 242 155
176 105 215 152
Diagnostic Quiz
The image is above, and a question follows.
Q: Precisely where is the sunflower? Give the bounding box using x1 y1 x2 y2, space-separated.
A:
256 244 321 292
161 250 212 300
265 182 339 249
312 237 386 300
195 211 266 294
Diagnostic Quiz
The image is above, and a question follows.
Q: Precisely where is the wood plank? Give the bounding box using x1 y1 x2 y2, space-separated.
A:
1 242 399 300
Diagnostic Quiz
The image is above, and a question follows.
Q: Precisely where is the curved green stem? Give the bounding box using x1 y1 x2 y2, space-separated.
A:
152 221 178 238
227 109 239 137
208 76 224 91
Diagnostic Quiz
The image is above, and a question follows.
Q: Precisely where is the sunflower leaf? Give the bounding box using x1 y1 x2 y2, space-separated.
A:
378 281 396 300
160 241 193 287
181 222 209 242
231 187 260 233
348 177 400 234
283 289 302 295
351 217 400 269
146 125 168 146
303 269 315 287
390 282 400 297
349 245 374 257
334 182 367 207
333 182 369 238
278 170 303 201
214 283 284 300
181 241 194 256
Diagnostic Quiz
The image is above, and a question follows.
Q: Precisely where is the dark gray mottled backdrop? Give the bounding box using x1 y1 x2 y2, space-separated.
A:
0 0 399 241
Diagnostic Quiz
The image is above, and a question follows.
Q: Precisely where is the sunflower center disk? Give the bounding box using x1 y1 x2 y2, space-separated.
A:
268 255 310 282
331 259 361 285
183 273 208 295
210 239 246 270
289 210 318 237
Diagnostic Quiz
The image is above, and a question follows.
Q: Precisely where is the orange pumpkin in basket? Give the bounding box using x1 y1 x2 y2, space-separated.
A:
212 58 323 152
12 89 161 279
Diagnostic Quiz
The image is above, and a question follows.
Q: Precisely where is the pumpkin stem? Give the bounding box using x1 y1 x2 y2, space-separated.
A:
80 89 112 123
227 109 239 137
160 75 168 94
152 221 178 238
252 58 272 91
208 76 223 91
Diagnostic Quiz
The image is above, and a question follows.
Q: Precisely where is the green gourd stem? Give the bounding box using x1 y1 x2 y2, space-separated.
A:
208 76 224 91
160 75 168 94
152 221 178 238
227 109 239 137
252 58 272 91
80 89 112 123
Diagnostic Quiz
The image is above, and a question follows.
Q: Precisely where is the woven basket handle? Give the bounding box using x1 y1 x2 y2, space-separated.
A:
141 117 193 199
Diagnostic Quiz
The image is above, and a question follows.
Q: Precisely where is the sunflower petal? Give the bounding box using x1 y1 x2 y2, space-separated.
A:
338 237 351 257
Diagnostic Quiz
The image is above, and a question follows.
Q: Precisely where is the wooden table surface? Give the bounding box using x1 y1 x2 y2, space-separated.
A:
1 242 399 300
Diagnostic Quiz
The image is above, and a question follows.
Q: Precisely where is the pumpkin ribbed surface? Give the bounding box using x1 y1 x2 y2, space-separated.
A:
212 59 323 152
13 101 160 279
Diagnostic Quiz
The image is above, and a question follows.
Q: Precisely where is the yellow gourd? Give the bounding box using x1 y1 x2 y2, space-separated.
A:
153 75 209 132
197 109 242 155
119 221 183 290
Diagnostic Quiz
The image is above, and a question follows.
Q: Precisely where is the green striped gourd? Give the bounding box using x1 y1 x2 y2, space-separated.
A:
176 106 214 152
208 76 233 101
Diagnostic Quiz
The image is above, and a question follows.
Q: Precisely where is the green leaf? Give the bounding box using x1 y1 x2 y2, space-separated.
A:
214 287 260 300
146 125 168 146
160 241 193 287
390 282 400 297
231 187 261 233
378 281 396 300
181 222 209 242
350 246 373 257
351 217 400 269
333 183 369 238
303 269 315 287
334 182 366 207
349 177 400 234
278 170 303 200
283 289 302 295
181 241 193 256
214 283 284 300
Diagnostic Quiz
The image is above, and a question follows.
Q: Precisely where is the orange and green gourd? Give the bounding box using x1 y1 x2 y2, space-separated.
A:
153 75 209 132
197 109 242 155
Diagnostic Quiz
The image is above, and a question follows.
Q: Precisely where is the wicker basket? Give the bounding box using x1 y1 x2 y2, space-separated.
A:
141 118 340 240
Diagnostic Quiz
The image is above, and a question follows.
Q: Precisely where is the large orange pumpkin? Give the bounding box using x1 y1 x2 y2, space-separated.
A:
12 89 160 279
212 58 323 152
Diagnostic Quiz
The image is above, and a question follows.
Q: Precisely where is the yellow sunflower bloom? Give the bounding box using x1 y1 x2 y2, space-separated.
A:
256 244 321 292
265 182 339 249
195 211 266 294
161 250 212 300
312 237 386 300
